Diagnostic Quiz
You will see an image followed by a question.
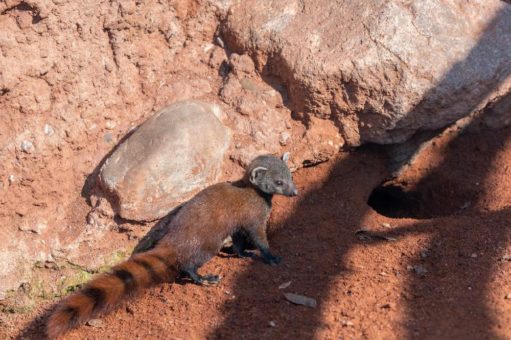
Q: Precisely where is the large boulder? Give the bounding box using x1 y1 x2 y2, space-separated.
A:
222 0 511 146
98 100 230 221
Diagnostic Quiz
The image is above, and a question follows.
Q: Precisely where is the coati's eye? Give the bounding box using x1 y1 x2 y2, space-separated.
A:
275 180 283 186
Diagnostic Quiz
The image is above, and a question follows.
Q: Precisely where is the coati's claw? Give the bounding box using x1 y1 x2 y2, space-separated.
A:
236 250 255 259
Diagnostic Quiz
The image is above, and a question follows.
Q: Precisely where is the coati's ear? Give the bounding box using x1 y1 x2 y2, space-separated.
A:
282 152 290 163
250 166 268 185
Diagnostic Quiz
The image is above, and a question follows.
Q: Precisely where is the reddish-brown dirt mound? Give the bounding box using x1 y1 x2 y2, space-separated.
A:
2 124 511 339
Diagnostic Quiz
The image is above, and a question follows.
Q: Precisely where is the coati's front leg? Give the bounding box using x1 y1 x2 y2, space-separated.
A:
181 266 220 285
247 225 281 266
232 231 255 258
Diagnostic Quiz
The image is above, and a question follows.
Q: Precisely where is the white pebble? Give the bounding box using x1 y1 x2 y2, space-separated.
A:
279 131 291 146
20 140 34 153
44 124 55 136
105 120 116 130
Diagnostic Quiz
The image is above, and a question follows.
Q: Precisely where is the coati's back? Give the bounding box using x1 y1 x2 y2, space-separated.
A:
159 182 273 265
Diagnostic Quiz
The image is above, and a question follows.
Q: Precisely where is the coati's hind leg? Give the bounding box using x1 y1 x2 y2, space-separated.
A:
247 225 281 266
181 266 220 285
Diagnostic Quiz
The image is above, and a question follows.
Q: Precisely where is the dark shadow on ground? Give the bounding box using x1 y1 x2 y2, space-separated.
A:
212 146 388 339
372 121 511 338
212 5 511 339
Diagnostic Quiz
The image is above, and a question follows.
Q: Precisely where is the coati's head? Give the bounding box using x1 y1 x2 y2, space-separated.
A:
245 153 298 197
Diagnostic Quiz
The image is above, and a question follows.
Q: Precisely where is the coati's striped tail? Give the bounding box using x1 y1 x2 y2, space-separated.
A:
46 246 178 339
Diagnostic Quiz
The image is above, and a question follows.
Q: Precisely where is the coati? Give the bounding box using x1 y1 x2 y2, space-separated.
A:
47 153 298 338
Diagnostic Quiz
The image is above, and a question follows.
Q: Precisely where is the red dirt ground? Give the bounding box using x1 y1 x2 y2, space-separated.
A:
3 125 511 339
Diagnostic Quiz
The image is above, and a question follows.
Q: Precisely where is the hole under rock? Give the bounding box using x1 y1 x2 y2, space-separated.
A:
367 183 420 219
368 178 478 220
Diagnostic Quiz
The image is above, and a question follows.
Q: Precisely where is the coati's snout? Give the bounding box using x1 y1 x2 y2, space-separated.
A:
247 152 298 197
286 184 299 197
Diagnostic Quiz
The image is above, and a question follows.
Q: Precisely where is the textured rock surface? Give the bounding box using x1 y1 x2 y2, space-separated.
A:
223 0 511 146
98 101 230 221
0 0 230 301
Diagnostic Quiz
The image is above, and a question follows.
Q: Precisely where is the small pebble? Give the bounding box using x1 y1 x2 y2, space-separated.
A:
105 120 116 130
279 131 291 146
216 36 225 48
505 294 511 300
278 281 292 289
269 320 276 327
104 132 113 143
382 222 391 228
284 293 317 308
407 265 427 276
381 303 392 309
44 124 54 136
20 140 34 153
341 320 354 327
470 253 478 258
86 319 104 328
8 175 15 185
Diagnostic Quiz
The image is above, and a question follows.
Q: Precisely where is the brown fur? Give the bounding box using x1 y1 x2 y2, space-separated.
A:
47 154 296 338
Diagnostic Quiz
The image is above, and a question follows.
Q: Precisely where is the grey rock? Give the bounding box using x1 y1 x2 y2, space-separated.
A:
284 292 317 308
223 0 511 146
98 101 230 221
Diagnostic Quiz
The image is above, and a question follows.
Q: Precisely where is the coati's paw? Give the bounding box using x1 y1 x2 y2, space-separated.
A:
236 250 255 259
201 274 221 285
264 255 282 266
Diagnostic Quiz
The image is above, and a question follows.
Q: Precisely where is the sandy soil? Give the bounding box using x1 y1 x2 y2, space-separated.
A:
1 123 510 340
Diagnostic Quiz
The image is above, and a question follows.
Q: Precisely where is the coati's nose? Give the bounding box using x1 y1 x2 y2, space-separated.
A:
290 187 299 196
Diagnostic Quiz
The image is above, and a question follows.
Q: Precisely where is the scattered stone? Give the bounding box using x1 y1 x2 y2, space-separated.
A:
341 320 354 327
278 281 292 289
20 140 34 153
413 265 428 276
382 222 391 228
407 265 427 276
355 228 397 242
8 175 15 185
105 120 116 130
470 253 478 258
103 132 113 144
500 254 511 262
43 124 55 136
269 320 276 327
279 131 291 146
380 303 392 309
505 294 511 300
86 319 104 328
420 250 429 259
215 36 225 48
284 293 317 308
98 101 231 221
